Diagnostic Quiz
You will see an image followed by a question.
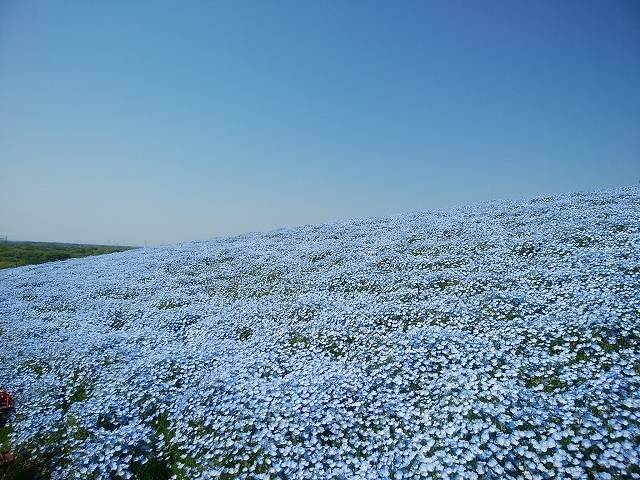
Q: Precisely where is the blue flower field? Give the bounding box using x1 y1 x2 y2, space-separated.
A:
1 187 639 479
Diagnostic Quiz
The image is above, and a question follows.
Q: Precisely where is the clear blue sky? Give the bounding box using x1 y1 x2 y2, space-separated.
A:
1 1 639 246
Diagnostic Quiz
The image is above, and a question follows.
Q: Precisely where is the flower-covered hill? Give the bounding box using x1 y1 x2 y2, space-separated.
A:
1 186 639 479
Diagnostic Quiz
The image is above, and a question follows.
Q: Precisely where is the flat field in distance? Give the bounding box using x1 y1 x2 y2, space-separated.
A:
0 241 135 270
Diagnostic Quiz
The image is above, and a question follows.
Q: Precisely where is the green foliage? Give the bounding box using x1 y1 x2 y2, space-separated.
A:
0 422 47 480
524 375 566 393
237 327 253 341
0 458 46 480
511 242 541 256
309 251 332 263
288 333 310 348
0 423 10 452
157 299 185 310
0 241 134 270
132 413 196 480
429 277 461 291
571 235 596 247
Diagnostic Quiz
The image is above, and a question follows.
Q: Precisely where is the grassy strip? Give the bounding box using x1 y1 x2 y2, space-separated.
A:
0 241 135 270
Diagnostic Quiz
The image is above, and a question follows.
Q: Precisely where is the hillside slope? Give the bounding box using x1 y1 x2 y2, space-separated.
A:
1 187 639 479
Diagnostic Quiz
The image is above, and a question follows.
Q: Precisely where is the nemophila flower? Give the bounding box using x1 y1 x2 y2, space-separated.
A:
1 187 639 478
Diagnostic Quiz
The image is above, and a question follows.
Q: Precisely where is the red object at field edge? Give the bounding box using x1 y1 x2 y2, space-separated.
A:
0 390 12 412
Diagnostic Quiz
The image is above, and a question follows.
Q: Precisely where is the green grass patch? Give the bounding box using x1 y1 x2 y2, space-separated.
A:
237 327 253 341
0 423 11 452
288 333 311 348
0 422 47 480
133 413 196 480
0 241 135 270
157 299 185 310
